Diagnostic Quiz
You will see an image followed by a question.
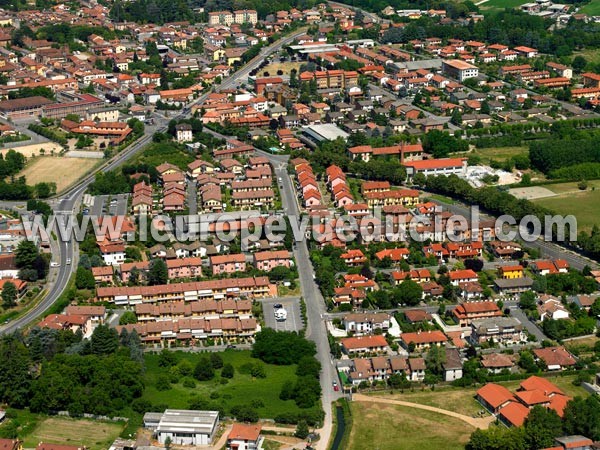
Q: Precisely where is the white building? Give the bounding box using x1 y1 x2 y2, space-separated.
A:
404 158 468 179
343 312 391 335
442 59 479 81
176 123 193 143
226 423 263 450
148 409 219 446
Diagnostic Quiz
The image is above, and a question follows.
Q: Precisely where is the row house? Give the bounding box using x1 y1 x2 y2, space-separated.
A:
231 189 275 210
117 316 259 345
340 335 388 355
400 330 448 351
210 253 246 275
253 250 291 272
135 299 252 321
364 189 419 208
325 164 353 208
343 355 426 385
452 301 502 327
530 259 569 275
390 269 432 286
340 249 367 267
96 276 273 305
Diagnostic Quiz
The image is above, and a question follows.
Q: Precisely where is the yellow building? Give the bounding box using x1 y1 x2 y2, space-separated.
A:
499 265 524 279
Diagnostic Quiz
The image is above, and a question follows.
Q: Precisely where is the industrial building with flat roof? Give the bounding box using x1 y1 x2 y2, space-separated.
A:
301 123 349 147
144 409 219 446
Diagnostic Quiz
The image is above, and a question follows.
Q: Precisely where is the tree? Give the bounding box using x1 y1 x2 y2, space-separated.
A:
394 280 423 306
75 266 95 290
119 311 137 325
148 258 168 285
572 55 587 73
158 348 177 367
1 281 17 308
15 240 38 269
464 258 484 272
221 363 234 379
519 290 537 310
425 345 446 376
90 324 119 355
252 329 316 365
194 356 215 381
210 353 223 369
450 108 462 126
412 172 427 187
295 420 309 439
524 406 563 449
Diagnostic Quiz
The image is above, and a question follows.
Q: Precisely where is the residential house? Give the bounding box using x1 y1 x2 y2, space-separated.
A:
452 301 502 327
226 424 262 450
210 253 246 275
470 317 525 345
533 346 576 371
340 335 389 355
343 313 391 335
401 330 448 351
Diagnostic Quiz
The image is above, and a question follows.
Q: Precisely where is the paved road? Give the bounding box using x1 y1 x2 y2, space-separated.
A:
0 27 310 337
256 147 341 449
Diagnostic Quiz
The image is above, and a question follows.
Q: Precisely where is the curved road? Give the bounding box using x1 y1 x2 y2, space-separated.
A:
0 27 309 336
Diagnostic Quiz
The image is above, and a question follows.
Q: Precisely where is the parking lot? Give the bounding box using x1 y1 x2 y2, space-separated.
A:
89 194 129 216
262 297 303 332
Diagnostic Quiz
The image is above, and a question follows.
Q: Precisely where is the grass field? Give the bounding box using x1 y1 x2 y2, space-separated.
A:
262 61 302 76
580 0 600 16
21 417 123 450
458 146 528 163
479 0 530 14
18 156 99 192
370 374 587 416
142 350 320 419
348 402 473 450
532 181 600 232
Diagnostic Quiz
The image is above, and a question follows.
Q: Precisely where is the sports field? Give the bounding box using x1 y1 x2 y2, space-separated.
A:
22 417 123 450
532 180 600 232
18 156 99 192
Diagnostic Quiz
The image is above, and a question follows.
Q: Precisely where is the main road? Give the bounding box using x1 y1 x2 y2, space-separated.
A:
0 27 309 336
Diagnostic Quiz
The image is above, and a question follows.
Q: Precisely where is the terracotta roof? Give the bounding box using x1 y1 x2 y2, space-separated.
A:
533 346 576 368
498 401 529 427
341 335 388 350
401 330 447 345
228 423 261 441
476 383 514 409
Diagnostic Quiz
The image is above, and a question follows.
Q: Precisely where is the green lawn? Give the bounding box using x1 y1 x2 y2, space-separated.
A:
479 0 531 14
348 402 473 450
532 182 600 232
371 386 484 416
142 350 319 419
425 193 455 204
573 48 600 65
580 0 600 16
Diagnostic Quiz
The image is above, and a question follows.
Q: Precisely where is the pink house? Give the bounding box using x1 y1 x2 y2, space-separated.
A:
254 250 291 271
167 257 203 279
120 261 150 283
210 253 247 275
92 266 114 284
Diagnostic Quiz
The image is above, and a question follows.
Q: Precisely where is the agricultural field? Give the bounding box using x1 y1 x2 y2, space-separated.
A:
347 402 473 450
21 417 123 450
532 180 600 232
142 350 320 420
18 156 99 192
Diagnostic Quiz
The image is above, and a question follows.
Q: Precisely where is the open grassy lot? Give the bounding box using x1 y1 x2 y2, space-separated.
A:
142 350 320 419
371 386 485 416
479 0 531 14
580 0 600 16
21 417 123 450
348 401 473 450
573 48 600 65
261 61 302 76
370 374 587 416
18 156 99 192
532 181 600 232
458 146 528 163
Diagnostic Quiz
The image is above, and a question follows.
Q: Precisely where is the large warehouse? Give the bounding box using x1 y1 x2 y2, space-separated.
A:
144 409 220 446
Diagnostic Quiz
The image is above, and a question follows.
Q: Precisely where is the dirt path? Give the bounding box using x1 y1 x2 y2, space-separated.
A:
352 394 494 429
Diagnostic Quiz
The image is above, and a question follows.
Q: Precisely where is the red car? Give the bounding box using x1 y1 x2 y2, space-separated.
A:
332 381 339 391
